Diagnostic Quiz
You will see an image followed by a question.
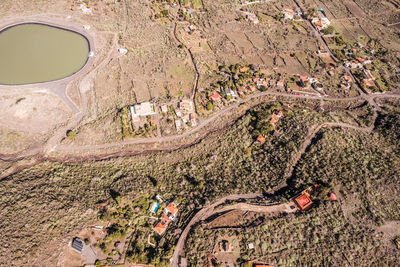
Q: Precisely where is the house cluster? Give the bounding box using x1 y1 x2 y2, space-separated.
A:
270 110 284 136
161 99 197 132
362 69 377 90
340 74 353 89
292 184 337 212
310 8 331 31
130 102 157 126
236 77 268 96
341 47 379 90
236 66 270 96
343 49 373 69
153 201 179 235
298 75 323 91
256 110 284 144
208 86 238 105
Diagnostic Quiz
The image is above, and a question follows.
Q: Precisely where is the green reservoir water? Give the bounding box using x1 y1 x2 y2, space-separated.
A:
0 23 89 85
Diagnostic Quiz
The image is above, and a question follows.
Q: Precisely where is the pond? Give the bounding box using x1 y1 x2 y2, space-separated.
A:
0 23 89 85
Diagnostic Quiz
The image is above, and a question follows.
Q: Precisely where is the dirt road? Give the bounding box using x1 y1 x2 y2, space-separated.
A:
170 193 262 266
0 90 398 162
170 197 297 266
216 202 296 214
170 115 379 266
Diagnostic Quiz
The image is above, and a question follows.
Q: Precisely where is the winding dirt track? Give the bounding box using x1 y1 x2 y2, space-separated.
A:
169 117 378 266
171 193 262 266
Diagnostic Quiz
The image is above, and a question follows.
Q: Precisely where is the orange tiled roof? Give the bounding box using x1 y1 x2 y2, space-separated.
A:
240 67 250 73
294 194 313 211
256 135 266 144
271 113 280 124
166 203 179 217
154 221 168 235
299 75 308 82
210 91 221 101
364 79 375 87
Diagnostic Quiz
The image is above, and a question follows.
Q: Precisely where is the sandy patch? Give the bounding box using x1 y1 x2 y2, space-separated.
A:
0 88 72 134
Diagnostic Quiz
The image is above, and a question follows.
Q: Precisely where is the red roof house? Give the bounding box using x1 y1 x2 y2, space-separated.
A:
210 91 221 102
294 193 313 211
271 113 280 125
343 75 352 82
154 214 170 235
165 202 179 221
154 202 179 235
256 135 266 144
240 66 250 73
364 79 376 88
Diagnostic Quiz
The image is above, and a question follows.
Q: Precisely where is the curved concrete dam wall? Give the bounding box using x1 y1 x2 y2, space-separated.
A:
0 23 89 85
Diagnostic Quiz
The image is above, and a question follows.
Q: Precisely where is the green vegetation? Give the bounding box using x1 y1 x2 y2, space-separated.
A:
120 107 157 139
120 107 135 138
2 103 399 265
324 25 335 35
66 129 77 140
184 111 400 265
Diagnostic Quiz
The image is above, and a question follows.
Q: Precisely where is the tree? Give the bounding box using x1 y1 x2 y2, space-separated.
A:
206 102 213 111
66 129 76 140
324 25 335 35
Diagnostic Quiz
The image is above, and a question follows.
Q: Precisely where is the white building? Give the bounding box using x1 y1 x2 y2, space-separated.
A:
161 105 168 113
225 88 237 98
175 119 182 131
283 9 295 20
130 102 156 121
118 48 128 55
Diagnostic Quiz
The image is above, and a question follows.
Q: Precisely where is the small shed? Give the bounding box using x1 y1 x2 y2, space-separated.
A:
256 135 266 144
329 192 337 201
71 237 83 253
